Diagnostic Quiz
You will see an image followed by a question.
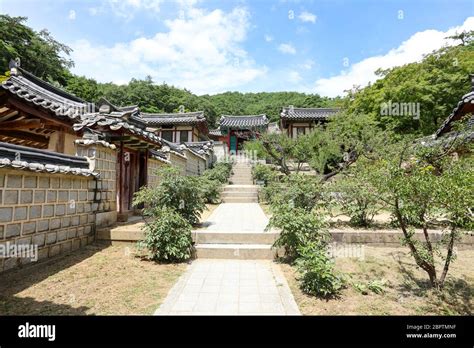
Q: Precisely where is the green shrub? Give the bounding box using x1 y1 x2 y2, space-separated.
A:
199 177 222 204
252 163 275 184
268 174 323 212
202 162 232 183
268 207 328 260
133 166 205 225
296 242 346 298
327 174 381 227
243 140 267 159
137 207 193 262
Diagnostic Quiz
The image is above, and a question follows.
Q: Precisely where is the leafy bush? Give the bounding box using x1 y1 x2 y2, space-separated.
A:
268 207 328 260
296 242 346 298
202 162 232 183
133 166 205 225
252 163 276 184
199 177 222 204
327 173 381 227
137 207 193 262
243 140 267 159
265 174 323 211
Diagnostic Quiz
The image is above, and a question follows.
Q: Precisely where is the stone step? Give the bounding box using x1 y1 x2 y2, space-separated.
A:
221 192 258 198
195 243 275 259
230 182 254 186
222 185 258 192
222 196 258 203
193 231 279 244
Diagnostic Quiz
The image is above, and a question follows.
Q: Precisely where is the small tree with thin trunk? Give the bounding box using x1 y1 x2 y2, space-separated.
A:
365 139 473 289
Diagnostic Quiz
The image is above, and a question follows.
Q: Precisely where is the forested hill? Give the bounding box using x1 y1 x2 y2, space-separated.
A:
1 14 473 134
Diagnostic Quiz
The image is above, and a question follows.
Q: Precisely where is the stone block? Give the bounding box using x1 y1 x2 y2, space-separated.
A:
46 190 57 203
22 221 36 235
24 176 37 188
37 219 49 232
29 205 42 219
57 230 68 242
58 190 68 202
61 241 72 253
34 190 45 203
72 239 81 250
38 177 50 188
37 247 49 260
0 207 13 222
46 232 57 244
50 218 61 230
5 223 21 238
71 216 80 226
50 177 60 189
78 191 87 201
14 206 28 221
61 217 71 228
20 190 33 204
33 233 46 247
43 204 54 217
49 244 60 257
4 190 19 204
61 178 71 189
55 204 66 216
7 175 22 188
67 228 77 239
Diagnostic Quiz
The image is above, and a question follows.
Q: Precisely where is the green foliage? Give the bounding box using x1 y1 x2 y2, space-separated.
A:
268 207 328 260
348 31 474 135
0 15 73 84
137 207 193 262
367 279 387 294
296 241 346 298
251 163 276 184
133 166 205 225
202 162 232 183
266 174 323 212
327 168 381 227
243 140 267 160
198 178 222 204
364 138 474 289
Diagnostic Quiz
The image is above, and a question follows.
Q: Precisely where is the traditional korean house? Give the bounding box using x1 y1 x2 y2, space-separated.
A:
280 106 340 138
137 109 209 143
217 114 269 152
73 99 164 221
0 61 93 153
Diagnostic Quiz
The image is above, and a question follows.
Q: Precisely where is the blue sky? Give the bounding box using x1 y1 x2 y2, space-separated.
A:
1 0 473 96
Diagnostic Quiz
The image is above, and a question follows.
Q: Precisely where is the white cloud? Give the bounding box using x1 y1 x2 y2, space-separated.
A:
298 11 316 23
71 6 266 95
288 71 302 83
301 59 314 70
278 43 296 55
264 34 273 42
68 10 76 20
314 17 474 97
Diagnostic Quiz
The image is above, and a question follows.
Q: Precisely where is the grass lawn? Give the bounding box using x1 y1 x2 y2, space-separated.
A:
0 244 187 315
280 246 473 315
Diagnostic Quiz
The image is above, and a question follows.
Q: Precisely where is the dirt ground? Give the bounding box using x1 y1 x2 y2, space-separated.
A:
0 244 187 315
280 246 473 315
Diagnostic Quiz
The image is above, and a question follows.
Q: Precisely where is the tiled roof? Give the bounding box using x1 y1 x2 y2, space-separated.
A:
1 67 94 120
137 111 206 126
280 107 340 121
435 91 474 138
149 149 171 164
73 113 162 147
0 141 98 177
184 141 213 156
219 114 269 129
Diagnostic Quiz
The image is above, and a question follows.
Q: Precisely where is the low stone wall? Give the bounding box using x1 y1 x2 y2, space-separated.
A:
0 169 96 272
184 149 206 176
330 229 474 249
147 158 169 188
168 152 187 175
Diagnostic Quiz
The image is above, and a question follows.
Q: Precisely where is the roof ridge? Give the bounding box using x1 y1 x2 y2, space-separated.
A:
16 67 86 104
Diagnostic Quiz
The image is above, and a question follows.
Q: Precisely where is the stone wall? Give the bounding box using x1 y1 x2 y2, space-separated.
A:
184 149 206 176
0 169 96 272
168 152 187 175
147 158 169 188
75 141 117 227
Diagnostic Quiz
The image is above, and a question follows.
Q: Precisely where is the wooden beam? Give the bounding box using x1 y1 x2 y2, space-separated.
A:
6 97 70 127
0 130 49 145
0 118 42 130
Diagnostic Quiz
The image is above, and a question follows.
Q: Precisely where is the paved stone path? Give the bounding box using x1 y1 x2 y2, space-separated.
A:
203 203 269 232
155 202 300 315
155 259 300 315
